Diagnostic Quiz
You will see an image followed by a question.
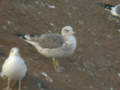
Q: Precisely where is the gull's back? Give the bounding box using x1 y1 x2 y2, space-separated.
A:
34 33 65 49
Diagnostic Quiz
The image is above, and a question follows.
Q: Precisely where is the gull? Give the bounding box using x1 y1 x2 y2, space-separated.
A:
16 26 77 72
1 47 27 90
97 3 120 17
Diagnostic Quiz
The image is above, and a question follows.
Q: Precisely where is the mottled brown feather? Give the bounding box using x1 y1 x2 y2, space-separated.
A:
31 33 65 49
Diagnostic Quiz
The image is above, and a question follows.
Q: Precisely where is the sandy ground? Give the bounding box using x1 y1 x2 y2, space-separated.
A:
0 0 120 90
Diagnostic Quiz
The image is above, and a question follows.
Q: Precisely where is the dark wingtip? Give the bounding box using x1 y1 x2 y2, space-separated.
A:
15 32 26 39
104 4 114 8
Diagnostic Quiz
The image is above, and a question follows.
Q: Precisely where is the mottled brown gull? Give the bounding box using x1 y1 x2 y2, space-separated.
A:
16 26 77 72
1 47 27 90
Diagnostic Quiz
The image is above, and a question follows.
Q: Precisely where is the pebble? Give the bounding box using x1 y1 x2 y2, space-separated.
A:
48 5 56 8
37 82 42 88
78 20 84 25
117 73 120 77
67 12 72 17
41 72 53 83
117 29 120 32
35 1 39 5
8 20 12 25
110 87 114 90
49 23 54 26
2 25 7 30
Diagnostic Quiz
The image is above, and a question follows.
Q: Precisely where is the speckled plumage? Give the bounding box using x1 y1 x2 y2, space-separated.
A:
16 26 76 72
29 33 65 49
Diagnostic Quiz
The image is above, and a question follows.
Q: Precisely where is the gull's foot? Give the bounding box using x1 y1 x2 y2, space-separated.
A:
56 66 65 72
52 58 64 72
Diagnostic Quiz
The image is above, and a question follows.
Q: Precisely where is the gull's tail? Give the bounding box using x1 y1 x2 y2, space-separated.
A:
16 32 26 39
16 32 33 40
97 2 114 11
16 32 43 50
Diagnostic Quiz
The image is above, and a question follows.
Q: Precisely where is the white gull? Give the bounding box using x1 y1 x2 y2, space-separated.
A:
1 47 27 90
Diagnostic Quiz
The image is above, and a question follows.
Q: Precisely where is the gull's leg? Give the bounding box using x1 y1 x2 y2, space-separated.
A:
18 80 21 90
52 58 59 70
7 79 10 90
52 58 64 72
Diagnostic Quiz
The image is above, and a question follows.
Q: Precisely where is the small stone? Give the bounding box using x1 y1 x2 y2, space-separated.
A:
106 34 112 39
78 20 84 25
116 19 120 23
48 5 56 8
77 67 86 71
8 20 12 25
89 85 94 88
117 29 120 32
33 72 39 78
50 23 54 26
67 12 72 17
37 82 42 88
35 1 39 5
118 73 120 77
38 12 41 15
41 72 53 83
110 87 114 90
2 25 7 30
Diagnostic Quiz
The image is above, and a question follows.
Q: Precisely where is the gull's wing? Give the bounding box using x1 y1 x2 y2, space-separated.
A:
35 33 65 49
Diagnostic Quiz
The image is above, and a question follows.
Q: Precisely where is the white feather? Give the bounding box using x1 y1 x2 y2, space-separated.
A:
1 48 27 80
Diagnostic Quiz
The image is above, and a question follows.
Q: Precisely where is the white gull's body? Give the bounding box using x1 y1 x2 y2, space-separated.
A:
1 48 27 90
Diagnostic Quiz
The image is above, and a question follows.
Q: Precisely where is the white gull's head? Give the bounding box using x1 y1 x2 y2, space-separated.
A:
9 47 20 56
61 26 75 35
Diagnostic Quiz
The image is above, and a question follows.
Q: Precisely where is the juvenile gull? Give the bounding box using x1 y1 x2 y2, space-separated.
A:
16 26 77 72
1 47 27 90
97 3 120 17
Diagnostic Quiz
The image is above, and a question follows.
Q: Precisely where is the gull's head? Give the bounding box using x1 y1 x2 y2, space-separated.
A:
9 47 20 56
61 26 75 35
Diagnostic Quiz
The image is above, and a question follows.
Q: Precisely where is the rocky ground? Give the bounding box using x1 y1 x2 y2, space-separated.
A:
0 0 120 90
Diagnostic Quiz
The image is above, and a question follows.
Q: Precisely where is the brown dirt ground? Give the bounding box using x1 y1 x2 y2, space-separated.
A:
0 0 120 90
